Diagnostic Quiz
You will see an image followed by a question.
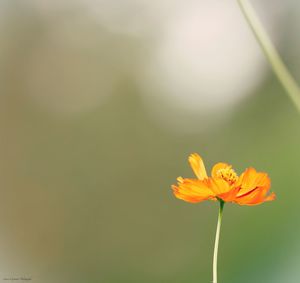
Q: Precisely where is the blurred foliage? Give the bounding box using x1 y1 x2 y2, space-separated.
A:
0 1 300 283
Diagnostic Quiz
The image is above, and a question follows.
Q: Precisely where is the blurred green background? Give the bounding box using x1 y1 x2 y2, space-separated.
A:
0 0 300 282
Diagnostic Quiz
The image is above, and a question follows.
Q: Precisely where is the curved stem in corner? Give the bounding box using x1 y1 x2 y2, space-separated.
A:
213 200 224 283
236 0 300 112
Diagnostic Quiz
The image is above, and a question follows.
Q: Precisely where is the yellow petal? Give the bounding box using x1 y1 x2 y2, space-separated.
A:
207 178 232 195
218 187 240 202
188 153 208 180
211 162 231 179
233 167 275 205
236 167 270 197
234 190 276 206
172 178 213 203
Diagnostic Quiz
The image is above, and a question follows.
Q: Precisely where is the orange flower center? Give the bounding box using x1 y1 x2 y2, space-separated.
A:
216 167 238 184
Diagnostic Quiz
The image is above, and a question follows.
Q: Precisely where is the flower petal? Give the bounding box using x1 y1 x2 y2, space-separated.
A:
172 177 213 203
188 153 208 180
234 168 275 205
265 192 276 202
236 167 270 197
234 190 276 205
218 187 240 202
211 162 231 179
207 178 232 195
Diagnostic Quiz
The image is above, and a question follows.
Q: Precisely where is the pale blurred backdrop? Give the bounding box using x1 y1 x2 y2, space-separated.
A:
0 0 300 282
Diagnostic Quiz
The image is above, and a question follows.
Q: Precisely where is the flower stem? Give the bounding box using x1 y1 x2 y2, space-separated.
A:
236 0 300 112
213 200 224 283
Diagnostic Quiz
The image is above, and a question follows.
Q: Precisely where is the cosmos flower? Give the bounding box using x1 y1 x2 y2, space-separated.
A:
172 153 275 205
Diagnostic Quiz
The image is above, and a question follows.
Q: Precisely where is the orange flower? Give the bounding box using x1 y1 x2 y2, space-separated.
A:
172 153 275 205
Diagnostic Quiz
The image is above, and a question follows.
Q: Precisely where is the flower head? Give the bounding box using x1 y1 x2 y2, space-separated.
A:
172 153 275 205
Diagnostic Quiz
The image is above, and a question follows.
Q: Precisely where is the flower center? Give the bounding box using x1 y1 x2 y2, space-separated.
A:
216 167 238 184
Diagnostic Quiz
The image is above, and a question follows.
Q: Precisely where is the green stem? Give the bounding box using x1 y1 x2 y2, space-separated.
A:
236 0 300 112
213 200 224 283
